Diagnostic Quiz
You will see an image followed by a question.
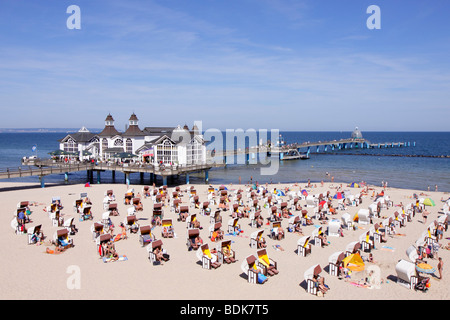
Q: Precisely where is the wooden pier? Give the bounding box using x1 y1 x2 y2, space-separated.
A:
0 161 224 188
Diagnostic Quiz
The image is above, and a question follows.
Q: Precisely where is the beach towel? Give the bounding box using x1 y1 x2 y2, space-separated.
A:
103 255 128 263
257 273 267 284
381 246 395 252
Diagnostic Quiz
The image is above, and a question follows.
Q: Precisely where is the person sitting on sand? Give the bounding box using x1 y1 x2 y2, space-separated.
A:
422 209 430 223
162 225 174 238
154 247 168 263
318 233 329 247
192 235 203 250
312 274 329 294
256 215 264 228
257 236 267 249
46 245 66 254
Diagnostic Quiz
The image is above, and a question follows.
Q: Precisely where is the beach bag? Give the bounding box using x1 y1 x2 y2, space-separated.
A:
257 273 267 284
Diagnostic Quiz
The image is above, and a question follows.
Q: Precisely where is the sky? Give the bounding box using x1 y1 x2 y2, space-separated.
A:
0 0 449 131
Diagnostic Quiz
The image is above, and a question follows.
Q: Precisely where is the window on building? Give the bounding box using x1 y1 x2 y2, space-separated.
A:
126 138 133 153
63 138 78 154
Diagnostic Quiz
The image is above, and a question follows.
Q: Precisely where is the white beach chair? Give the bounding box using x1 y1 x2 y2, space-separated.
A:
196 243 221 270
328 251 345 276
304 264 321 295
306 195 316 208
327 219 341 237
297 236 312 257
395 259 418 290
345 241 361 257
357 209 371 225
359 231 373 252
341 212 353 230
241 255 265 284
250 230 265 249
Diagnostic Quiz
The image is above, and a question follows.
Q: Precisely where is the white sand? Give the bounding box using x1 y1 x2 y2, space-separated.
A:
0 180 448 300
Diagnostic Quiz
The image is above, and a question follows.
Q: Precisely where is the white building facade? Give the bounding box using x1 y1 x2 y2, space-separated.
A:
59 113 207 166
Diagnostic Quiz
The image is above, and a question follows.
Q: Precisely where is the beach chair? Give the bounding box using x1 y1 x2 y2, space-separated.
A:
171 199 181 213
27 224 43 245
79 206 93 221
108 203 119 216
249 210 261 228
132 198 143 211
161 219 174 238
124 215 139 234
63 217 77 235
251 199 260 213
217 240 236 264
54 229 73 248
142 186 151 198
382 217 394 235
415 235 427 257
209 222 223 242
368 203 378 216
256 249 278 276
306 195 316 208
327 219 341 237
345 241 361 257
147 239 169 265
152 203 163 225
101 211 113 230
290 197 299 211
124 190 134 205
304 264 322 295
357 209 371 225
395 259 418 290
139 225 155 247
196 243 221 269
186 213 199 229
297 236 312 257
96 233 111 257
191 195 200 209
312 226 324 247
328 251 345 276
393 211 405 228
341 212 353 230
179 206 189 222
127 206 136 216
250 230 265 249
74 199 83 212
50 209 64 227
227 218 241 234
406 245 426 264
270 221 284 240
210 210 222 225
288 215 301 232
241 255 267 284
186 228 201 251
201 202 211 216
91 222 104 241
359 231 373 253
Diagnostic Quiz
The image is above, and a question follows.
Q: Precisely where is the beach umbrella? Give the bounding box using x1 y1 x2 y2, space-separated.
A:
423 198 435 207
48 149 74 156
319 200 326 208
301 189 308 196
112 152 138 159
82 150 92 156
415 263 436 274
349 182 359 188
277 190 285 197
342 253 365 272
333 192 344 199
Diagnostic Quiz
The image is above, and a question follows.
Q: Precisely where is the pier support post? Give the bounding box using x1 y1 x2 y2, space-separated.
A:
125 173 130 186
205 170 209 183
186 173 190 185
163 175 168 186
150 172 154 184
112 170 116 182
140 172 144 184
39 176 45 188
64 172 68 182
97 171 101 184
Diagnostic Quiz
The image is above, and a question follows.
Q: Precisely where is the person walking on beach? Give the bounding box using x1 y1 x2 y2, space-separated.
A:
437 257 443 279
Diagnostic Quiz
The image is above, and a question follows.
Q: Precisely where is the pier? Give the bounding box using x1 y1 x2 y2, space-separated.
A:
0 161 223 188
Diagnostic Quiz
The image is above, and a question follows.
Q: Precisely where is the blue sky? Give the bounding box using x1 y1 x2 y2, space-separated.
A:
0 0 449 131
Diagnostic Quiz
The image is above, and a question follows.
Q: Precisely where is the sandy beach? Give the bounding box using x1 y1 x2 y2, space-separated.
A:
1 179 449 301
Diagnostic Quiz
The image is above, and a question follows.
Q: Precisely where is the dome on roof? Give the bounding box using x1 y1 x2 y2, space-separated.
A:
351 127 363 139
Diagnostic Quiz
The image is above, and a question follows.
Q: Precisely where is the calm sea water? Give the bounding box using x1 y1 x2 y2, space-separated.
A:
0 131 449 192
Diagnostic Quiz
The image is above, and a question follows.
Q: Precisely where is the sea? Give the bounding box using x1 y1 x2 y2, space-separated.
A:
0 131 449 192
